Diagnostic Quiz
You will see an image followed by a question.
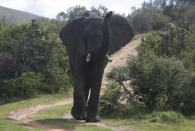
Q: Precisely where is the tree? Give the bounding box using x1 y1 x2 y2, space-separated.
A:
56 11 66 21
65 5 86 22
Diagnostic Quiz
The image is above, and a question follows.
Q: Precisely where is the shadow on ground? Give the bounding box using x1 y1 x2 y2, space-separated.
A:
35 118 80 129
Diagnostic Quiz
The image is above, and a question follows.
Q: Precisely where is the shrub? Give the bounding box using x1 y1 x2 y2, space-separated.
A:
99 84 123 116
138 20 195 64
181 74 195 115
159 111 185 124
2 72 44 98
101 53 193 114
126 54 189 111
0 20 72 101
129 8 169 33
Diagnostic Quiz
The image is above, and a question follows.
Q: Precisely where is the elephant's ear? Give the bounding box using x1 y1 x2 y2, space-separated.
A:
60 17 86 57
108 15 134 55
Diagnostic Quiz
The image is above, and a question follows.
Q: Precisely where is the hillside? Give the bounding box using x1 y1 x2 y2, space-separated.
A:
0 5 42 25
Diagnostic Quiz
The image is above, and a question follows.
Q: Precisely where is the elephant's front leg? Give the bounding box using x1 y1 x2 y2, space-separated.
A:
86 56 107 122
71 56 87 120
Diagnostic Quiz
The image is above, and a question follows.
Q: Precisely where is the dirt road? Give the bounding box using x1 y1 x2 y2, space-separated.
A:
6 38 141 131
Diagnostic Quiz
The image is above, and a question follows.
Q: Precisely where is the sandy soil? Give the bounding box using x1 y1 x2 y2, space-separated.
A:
6 38 141 131
102 39 141 88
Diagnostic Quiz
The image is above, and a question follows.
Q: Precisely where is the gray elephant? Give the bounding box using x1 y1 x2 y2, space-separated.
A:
60 11 134 122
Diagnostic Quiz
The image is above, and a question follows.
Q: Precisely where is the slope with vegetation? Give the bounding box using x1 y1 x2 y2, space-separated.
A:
0 0 194 130
0 5 41 26
100 0 195 130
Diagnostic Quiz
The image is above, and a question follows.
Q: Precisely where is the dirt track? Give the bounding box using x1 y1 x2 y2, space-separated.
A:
6 38 141 131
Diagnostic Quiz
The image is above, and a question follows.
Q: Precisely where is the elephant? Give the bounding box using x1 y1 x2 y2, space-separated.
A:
60 11 134 122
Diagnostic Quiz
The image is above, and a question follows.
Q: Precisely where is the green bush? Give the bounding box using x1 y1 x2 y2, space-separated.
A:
138 20 194 61
159 111 185 124
184 5 195 29
0 20 72 101
126 54 189 111
99 84 123 116
2 72 44 98
135 20 195 114
129 8 169 33
181 74 195 115
101 53 193 114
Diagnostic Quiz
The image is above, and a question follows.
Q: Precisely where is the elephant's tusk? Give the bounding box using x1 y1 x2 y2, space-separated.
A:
106 54 112 62
86 53 91 62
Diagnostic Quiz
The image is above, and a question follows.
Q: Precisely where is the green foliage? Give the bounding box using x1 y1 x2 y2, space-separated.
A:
2 72 44 98
138 20 195 71
99 84 124 116
129 8 169 33
126 54 188 111
181 75 195 114
56 5 86 22
101 17 194 115
90 5 108 16
159 111 185 124
101 54 194 115
36 18 67 34
127 0 195 33
0 19 72 101
184 5 195 29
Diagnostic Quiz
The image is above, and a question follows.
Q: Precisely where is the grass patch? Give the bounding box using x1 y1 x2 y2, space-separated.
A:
75 125 112 131
0 90 72 131
101 110 195 131
33 104 112 131
159 111 185 124
33 104 74 129
100 99 194 131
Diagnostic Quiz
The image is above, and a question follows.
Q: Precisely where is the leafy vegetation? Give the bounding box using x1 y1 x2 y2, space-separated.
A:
0 19 72 103
0 0 194 130
127 0 195 33
100 1 195 130
100 23 194 116
102 111 195 131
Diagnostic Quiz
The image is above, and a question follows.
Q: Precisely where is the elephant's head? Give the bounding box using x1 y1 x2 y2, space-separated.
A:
60 11 134 63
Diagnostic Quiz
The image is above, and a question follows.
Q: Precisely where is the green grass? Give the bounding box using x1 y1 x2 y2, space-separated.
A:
0 91 72 131
101 111 195 131
1 88 194 131
33 104 112 131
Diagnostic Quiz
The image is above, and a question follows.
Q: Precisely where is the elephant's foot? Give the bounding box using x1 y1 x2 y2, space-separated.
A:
71 108 86 120
86 114 101 122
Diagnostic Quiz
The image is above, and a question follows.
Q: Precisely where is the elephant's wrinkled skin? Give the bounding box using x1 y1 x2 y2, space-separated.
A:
60 11 134 122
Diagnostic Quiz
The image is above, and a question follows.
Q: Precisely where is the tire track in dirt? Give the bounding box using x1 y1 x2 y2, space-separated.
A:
6 38 141 131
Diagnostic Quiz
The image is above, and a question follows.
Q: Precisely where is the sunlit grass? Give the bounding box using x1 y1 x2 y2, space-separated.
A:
0 90 72 131
33 104 112 131
101 111 195 131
